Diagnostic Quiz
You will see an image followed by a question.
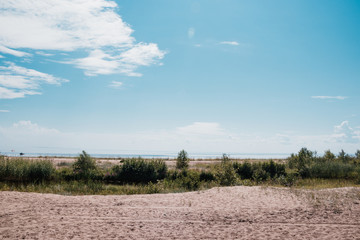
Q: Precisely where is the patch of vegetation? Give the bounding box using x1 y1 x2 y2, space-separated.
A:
287 148 360 180
0 157 55 183
0 148 359 195
176 149 189 170
107 158 167 184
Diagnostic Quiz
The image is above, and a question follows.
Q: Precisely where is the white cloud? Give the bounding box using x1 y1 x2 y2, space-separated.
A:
311 96 347 100
0 45 31 57
0 0 132 51
12 120 60 134
0 0 165 77
0 62 68 99
70 49 120 76
0 86 40 99
275 134 292 145
333 121 360 143
120 43 165 67
177 122 225 136
70 44 165 76
0 110 9 112
36 51 54 57
188 28 195 39
109 81 123 89
220 41 239 46
0 120 359 155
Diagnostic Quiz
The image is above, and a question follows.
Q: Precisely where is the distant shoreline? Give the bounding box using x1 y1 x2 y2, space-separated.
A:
0 152 290 160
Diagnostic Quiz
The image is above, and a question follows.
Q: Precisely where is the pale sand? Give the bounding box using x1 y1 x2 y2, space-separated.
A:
12 157 224 168
1 186 360 239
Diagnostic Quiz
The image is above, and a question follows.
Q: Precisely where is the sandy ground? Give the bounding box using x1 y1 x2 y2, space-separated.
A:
11 157 224 168
1 187 360 239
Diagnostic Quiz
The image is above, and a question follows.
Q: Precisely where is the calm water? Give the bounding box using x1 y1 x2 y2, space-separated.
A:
1 151 290 159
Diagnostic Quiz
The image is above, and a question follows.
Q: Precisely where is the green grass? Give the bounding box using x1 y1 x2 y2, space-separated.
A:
0 180 219 195
0 157 55 182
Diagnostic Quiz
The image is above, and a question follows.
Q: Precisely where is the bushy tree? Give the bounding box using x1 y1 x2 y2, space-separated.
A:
338 149 351 163
287 147 314 177
323 150 336 161
221 153 230 165
73 151 98 179
356 150 360 159
176 150 189 170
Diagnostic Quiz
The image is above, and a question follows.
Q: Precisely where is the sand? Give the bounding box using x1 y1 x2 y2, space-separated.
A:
1 186 360 239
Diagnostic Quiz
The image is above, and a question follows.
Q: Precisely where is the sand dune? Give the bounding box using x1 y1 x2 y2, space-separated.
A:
1 186 359 239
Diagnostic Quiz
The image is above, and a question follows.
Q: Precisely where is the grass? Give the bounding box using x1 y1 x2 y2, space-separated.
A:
0 180 218 195
0 157 55 182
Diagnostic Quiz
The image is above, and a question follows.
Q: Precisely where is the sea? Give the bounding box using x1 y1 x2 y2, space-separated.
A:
1 151 290 159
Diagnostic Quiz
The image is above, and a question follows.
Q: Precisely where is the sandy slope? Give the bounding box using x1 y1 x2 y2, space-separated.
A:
1 186 360 239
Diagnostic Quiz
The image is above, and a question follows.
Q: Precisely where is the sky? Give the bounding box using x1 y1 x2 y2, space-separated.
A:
0 0 359 156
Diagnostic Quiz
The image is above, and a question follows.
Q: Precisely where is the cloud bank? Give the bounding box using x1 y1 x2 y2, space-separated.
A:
1 120 358 154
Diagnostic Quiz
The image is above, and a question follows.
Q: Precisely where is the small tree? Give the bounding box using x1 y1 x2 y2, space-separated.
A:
73 151 97 174
323 150 335 161
216 154 237 186
355 150 360 159
176 149 189 170
287 147 314 178
338 149 350 163
221 153 230 165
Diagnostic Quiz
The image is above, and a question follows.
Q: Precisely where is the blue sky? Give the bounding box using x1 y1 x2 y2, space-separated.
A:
0 0 359 155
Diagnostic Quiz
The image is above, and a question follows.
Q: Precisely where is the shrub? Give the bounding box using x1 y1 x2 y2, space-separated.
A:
215 162 237 186
73 151 97 173
323 150 336 161
221 153 230 164
176 150 189 170
308 161 354 179
277 173 298 187
262 160 286 179
110 158 167 184
233 161 285 180
165 169 201 191
252 168 269 183
199 170 216 182
72 151 101 180
0 158 55 182
287 148 314 178
233 161 253 179
338 149 351 163
356 150 360 159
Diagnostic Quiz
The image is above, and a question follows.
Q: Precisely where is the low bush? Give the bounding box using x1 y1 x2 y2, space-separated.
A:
109 158 167 184
233 161 253 179
215 162 237 186
308 161 355 179
165 169 201 191
0 158 55 182
199 170 216 182
233 160 286 181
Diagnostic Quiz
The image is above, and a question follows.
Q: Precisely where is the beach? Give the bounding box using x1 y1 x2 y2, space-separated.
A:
1 186 359 239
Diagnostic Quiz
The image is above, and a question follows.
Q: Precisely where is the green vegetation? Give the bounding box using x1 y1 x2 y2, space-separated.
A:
287 148 360 180
0 148 359 195
176 149 189 170
106 158 167 184
0 157 54 183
